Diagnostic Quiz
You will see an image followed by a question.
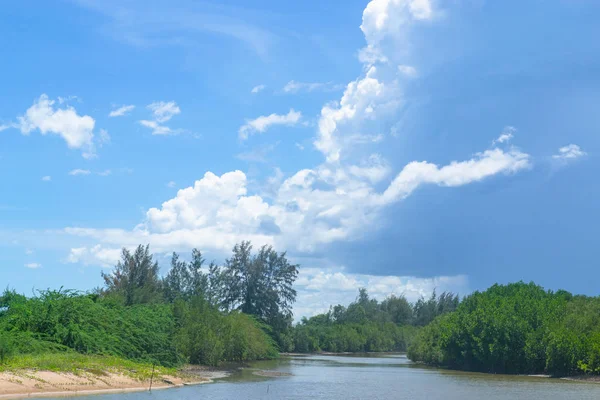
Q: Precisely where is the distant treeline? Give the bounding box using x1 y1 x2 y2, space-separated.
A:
291 288 459 353
408 282 600 377
0 241 296 366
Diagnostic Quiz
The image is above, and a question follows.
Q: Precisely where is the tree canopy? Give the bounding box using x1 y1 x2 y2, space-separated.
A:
291 288 458 353
101 245 162 306
0 241 297 367
210 242 298 322
408 282 600 377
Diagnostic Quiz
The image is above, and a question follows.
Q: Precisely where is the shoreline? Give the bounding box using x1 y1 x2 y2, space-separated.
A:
0 368 228 400
0 383 198 400
280 351 405 357
560 375 600 384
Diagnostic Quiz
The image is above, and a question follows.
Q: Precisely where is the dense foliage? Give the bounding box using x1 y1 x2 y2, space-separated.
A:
208 241 298 350
408 282 600 377
0 242 295 367
6 244 598 380
292 288 458 353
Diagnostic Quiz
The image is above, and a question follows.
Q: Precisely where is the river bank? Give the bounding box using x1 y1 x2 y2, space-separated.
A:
0 368 223 399
0 354 233 399
561 375 600 384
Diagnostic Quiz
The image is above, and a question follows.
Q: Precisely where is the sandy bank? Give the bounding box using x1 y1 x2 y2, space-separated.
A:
0 369 210 399
560 375 600 384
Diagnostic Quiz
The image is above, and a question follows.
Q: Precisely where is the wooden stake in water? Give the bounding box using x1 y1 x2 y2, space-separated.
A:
149 363 156 392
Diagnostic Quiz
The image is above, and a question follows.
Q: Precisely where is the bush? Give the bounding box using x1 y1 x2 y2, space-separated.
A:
408 282 600 377
0 334 14 364
0 289 277 368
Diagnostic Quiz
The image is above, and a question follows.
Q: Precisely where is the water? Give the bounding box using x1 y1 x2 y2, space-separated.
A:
49 354 600 399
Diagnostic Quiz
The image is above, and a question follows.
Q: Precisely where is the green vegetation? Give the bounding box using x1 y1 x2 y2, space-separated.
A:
5 243 596 381
408 282 600 377
0 241 297 370
0 353 175 380
291 288 458 353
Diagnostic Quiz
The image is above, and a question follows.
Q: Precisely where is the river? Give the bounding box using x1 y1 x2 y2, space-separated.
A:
48 354 600 399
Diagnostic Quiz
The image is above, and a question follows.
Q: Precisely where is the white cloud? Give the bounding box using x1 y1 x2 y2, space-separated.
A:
167 181 177 188
495 133 513 144
69 169 91 176
57 96 79 104
493 126 516 145
314 0 438 164
239 109 302 140
251 84 266 94
315 0 437 163
25 249 34 255
62 139 531 266
147 101 180 123
361 0 433 46
98 170 112 176
295 143 305 151
67 247 87 263
109 104 135 117
139 120 173 135
378 147 530 205
398 65 418 77
348 133 384 145
17 94 97 157
41 176 52 182
552 144 587 161
0 123 16 132
67 245 122 268
24 262 42 269
348 154 391 183
283 81 344 94
139 101 181 135
315 66 398 162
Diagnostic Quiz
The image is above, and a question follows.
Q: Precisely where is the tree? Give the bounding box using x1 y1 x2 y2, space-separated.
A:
189 249 209 299
412 290 458 326
407 282 582 376
163 250 209 302
381 295 413 325
331 304 346 324
292 288 421 354
163 252 190 303
101 244 162 305
212 241 298 329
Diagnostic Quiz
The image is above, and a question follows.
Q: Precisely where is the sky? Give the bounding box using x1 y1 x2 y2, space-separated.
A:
1 0 599 318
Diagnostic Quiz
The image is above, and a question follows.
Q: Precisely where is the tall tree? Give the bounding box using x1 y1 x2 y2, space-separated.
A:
163 249 209 302
381 294 413 325
189 249 209 299
163 252 191 303
101 244 162 305
212 241 299 324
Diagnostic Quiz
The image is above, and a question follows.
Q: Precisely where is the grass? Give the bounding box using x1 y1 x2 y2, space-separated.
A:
0 353 177 381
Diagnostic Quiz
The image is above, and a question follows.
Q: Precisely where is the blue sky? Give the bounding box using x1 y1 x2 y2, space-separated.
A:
1 0 599 317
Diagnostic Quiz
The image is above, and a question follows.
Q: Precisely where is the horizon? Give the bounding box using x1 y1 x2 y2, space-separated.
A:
1 0 599 319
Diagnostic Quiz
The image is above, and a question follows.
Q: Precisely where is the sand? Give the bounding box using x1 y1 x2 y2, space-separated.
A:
251 370 292 377
0 369 210 399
